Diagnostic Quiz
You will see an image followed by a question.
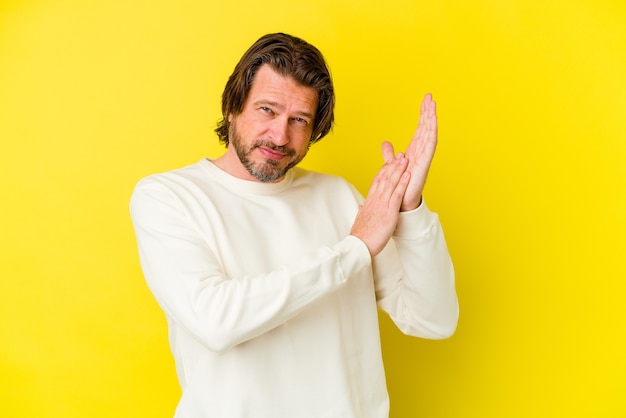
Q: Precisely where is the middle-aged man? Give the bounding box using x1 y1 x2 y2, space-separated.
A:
130 32 459 417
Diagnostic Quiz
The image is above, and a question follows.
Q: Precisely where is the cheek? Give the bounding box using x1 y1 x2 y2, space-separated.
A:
233 116 260 141
292 136 311 155
293 126 313 147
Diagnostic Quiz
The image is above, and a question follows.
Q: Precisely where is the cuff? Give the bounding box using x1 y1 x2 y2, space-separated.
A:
394 199 439 239
334 235 372 277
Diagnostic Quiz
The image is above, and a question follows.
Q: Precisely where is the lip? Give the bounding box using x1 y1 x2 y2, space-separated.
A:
258 146 285 160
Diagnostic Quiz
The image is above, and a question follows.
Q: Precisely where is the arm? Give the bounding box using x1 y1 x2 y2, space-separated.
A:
130 180 371 354
356 93 458 338
374 203 458 339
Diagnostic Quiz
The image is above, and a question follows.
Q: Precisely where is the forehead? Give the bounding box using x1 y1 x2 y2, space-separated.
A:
247 65 318 114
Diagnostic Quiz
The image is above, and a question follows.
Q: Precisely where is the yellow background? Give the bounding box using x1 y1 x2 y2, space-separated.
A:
1 0 624 416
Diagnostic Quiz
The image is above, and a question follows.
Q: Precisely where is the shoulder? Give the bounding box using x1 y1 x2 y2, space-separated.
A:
130 160 211 211
135 160 207 188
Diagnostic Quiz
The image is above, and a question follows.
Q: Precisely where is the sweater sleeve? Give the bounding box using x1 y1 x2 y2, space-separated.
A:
130 178 372 354
373 201 459 339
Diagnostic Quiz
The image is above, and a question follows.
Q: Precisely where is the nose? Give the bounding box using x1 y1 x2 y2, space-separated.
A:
269 117 290 146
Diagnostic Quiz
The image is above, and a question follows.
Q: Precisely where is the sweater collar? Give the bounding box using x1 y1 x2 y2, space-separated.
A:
199 158 295 195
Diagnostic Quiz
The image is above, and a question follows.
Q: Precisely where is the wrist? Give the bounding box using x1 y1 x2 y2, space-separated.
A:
400 196 422 212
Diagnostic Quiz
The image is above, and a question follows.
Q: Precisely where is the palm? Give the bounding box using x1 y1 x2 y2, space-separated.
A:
382 93 438 211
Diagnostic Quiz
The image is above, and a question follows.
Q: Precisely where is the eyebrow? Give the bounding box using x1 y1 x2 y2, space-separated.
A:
253 100 315 119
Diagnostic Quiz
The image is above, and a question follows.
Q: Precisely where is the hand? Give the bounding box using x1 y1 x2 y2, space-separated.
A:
350 152 410 256
382 93 438 211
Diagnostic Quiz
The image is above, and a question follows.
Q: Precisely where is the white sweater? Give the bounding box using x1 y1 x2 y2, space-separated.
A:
130 159 458 418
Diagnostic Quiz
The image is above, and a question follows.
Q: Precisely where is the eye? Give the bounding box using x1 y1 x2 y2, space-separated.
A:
260 106 273 114
293 117 308 125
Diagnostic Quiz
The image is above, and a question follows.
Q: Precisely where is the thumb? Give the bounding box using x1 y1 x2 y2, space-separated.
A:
381 141 395 163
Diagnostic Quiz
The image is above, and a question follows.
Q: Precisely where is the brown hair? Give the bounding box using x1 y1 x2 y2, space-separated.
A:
215 33 335 146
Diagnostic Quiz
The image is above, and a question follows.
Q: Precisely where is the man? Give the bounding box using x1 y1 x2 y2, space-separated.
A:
130 32 458 418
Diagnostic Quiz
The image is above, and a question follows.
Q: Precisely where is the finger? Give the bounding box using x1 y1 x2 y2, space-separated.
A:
415 96 438 148
423 95 435 125
413 94 433 141
370 154 407 195
421 93 429 117
381 141 395 163
379 156 409 194
425 101 438 142
391 171 411 208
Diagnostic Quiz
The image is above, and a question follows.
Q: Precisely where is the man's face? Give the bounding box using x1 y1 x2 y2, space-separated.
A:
228 65 318 183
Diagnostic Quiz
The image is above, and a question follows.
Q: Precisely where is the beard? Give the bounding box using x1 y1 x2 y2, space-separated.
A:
229 120 308 183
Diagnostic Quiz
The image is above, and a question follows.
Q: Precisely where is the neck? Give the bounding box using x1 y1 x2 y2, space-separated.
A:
212 146 258 182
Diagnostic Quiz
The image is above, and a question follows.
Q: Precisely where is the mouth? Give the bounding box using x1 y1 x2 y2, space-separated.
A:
258 146 288 161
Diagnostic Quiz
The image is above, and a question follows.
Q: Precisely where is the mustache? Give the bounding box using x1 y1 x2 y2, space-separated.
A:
252 141 296 157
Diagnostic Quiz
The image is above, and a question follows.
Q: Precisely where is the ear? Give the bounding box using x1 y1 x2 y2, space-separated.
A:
228 113 233 123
